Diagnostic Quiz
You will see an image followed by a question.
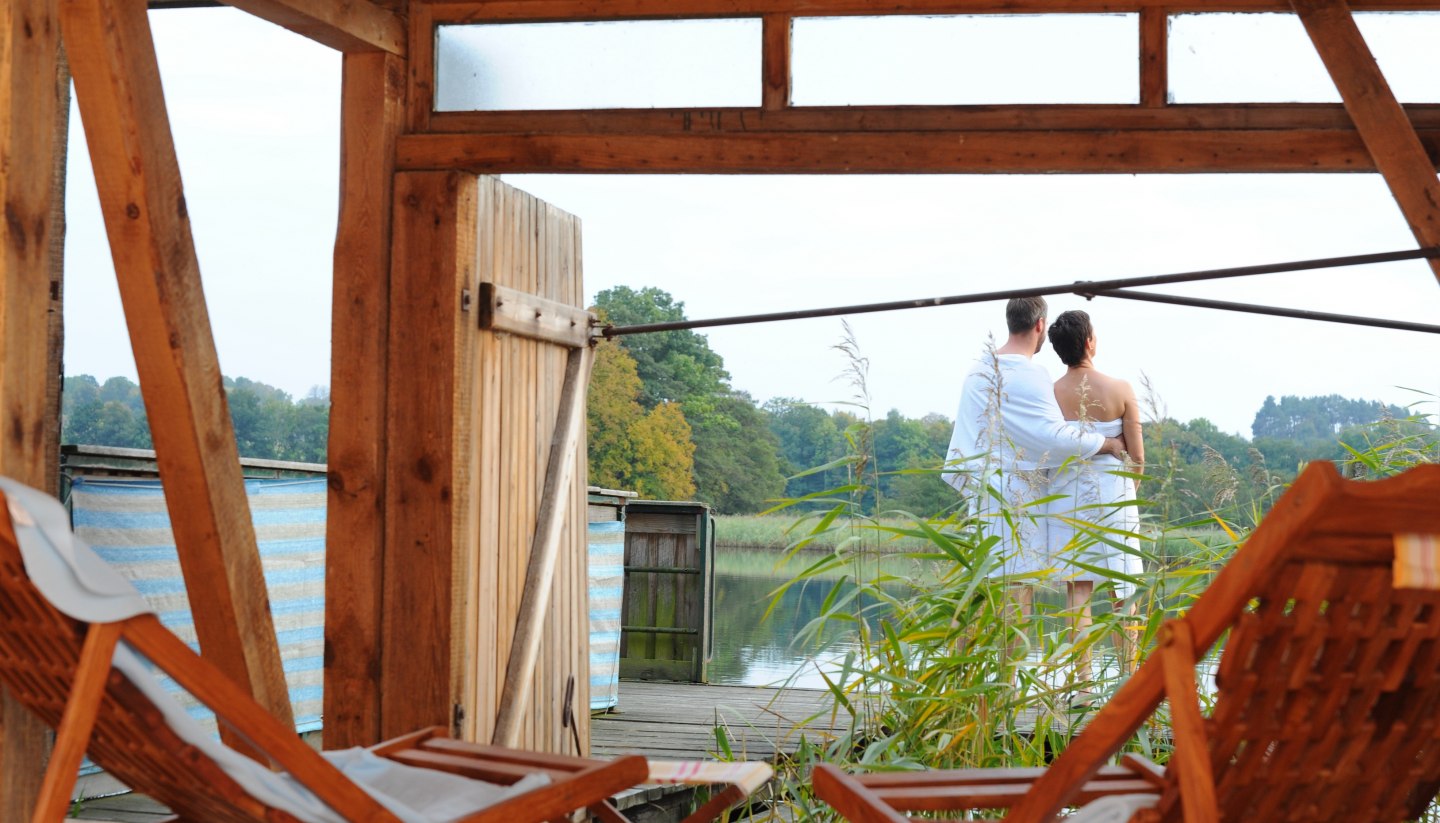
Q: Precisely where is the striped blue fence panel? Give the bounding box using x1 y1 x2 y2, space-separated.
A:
68 477 327 736
588 520 624 712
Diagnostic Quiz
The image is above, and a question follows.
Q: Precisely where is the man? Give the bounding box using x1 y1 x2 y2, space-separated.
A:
945 296 1126 581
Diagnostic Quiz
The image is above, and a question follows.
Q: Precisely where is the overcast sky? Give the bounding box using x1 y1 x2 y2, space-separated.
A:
62 8 1440 438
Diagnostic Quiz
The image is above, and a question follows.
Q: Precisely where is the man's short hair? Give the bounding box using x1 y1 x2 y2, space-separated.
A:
1048 310 1093 367
1006 297 1048 335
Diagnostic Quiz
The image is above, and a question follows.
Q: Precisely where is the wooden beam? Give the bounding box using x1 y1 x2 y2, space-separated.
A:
59 0 295 729
381 171 478 739
219 0 404 54
324 51 404 751
1293 0 1440 281
397 128 1440 173
0 0 62 813
478 282 595 348
762 14 790 111
1139 7 1167 107
426 103 1440 135
406 2 435 132
492 344 593 747
422 0 1440 21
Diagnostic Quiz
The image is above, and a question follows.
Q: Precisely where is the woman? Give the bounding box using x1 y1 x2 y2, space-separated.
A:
1046 310 1144 673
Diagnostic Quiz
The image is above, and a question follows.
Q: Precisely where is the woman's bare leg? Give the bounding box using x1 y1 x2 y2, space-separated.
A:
1005 584 1034 675
1067 581 1095 683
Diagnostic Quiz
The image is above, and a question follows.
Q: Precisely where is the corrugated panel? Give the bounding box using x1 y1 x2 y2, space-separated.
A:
68 477 326 735
588 520 624 711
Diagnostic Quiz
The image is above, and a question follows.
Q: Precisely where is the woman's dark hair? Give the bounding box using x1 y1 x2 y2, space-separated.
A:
1048 310 1093 367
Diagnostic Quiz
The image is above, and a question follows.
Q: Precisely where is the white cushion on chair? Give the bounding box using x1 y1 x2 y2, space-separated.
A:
4 476 548 823
1065 794 1159 823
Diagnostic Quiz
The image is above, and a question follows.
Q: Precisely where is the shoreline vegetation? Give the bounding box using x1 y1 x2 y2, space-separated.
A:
716 513 1235 559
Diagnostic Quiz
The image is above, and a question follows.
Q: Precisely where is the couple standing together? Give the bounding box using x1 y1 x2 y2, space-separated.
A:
944 296 1145 613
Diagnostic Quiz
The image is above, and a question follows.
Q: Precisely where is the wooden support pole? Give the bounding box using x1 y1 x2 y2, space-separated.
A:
762 14 791 112
492 344 594 748
58 0 295 730
324 50 404 751
381 171 478 739
1293 0 1440 281
0 0 63 812
1139 7 1168 107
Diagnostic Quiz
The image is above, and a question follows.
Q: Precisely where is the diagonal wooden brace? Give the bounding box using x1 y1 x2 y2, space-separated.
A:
1293 0 1440 283
492 342 595 747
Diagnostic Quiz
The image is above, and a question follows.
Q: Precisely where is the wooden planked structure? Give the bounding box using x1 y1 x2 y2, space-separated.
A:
4 0 1440 809
464 177 591 754
621 504 716 684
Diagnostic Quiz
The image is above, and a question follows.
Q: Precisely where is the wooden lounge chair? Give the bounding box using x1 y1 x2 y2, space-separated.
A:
0 479 769 822
813 460 1440 823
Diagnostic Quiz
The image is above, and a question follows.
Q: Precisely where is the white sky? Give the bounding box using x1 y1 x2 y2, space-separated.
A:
63 8 1440 439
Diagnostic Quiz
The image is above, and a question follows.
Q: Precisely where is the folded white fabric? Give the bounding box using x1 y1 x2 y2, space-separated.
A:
1065 793 1159 823
3 476 550 823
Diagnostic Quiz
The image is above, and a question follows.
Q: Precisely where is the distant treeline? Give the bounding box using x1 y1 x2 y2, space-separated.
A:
63 289 1435 518
62 375 330 464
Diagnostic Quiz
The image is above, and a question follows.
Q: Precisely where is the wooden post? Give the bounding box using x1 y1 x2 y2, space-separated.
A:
323 50 404 751
1139 7 1168 108
762 15 791 112
58 0 294 729
0 0 63 812
1293 0 1440 281
493 344 594 747
381 171 478 739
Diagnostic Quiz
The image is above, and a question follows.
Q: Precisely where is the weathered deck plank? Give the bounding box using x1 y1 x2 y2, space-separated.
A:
592 681 845 761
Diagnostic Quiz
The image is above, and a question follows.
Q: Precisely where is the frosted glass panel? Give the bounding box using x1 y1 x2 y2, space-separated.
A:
1170 12 1440 103
436 19 762 111
791 15 1138 106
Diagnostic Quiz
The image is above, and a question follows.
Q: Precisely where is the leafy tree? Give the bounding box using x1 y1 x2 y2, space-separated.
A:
593 286 729 407
587 340 646 490
62 374 331 463
762 398 846 499
690 392 785 514
630 402 697 499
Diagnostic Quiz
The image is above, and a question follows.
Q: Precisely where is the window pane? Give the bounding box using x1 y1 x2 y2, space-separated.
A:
1169 12 1440 103
791 14 1138 106
435 19 762 111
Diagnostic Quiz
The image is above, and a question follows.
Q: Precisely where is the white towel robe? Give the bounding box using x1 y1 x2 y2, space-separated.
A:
944 353 1105 577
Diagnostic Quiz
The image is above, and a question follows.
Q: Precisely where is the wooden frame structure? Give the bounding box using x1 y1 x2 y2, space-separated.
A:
3 0 1440 809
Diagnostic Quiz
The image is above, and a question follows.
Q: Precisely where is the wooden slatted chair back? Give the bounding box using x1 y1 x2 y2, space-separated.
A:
1143 464 1440 823
0 495 283 823
999 462 1440 823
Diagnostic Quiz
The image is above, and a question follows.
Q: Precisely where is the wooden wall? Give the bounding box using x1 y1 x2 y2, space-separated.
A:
464 176 589 754
380 172 589 754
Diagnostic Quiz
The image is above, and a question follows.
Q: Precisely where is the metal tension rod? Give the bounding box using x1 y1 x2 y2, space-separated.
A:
1084 288 1440 334
598 246 1440 338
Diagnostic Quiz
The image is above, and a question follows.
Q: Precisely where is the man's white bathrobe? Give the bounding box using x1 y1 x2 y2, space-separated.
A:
945 352 1105 577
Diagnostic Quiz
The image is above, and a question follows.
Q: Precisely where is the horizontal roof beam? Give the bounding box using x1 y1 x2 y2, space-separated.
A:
396 128 1440 173
150 0 404 54
427 103 1440 135
424 0 1440 21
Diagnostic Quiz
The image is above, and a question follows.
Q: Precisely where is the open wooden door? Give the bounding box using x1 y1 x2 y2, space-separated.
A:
375 173 591 756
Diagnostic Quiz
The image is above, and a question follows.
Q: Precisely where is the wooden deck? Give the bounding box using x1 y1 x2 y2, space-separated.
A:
592 681 845 761
67 681 838 821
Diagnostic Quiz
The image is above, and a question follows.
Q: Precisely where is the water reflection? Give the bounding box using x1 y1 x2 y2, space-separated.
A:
708 548 897 688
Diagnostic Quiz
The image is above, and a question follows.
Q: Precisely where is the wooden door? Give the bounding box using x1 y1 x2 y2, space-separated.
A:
379 173 589 755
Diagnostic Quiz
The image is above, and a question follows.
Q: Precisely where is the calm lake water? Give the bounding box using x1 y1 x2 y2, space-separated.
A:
708 548 902 688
